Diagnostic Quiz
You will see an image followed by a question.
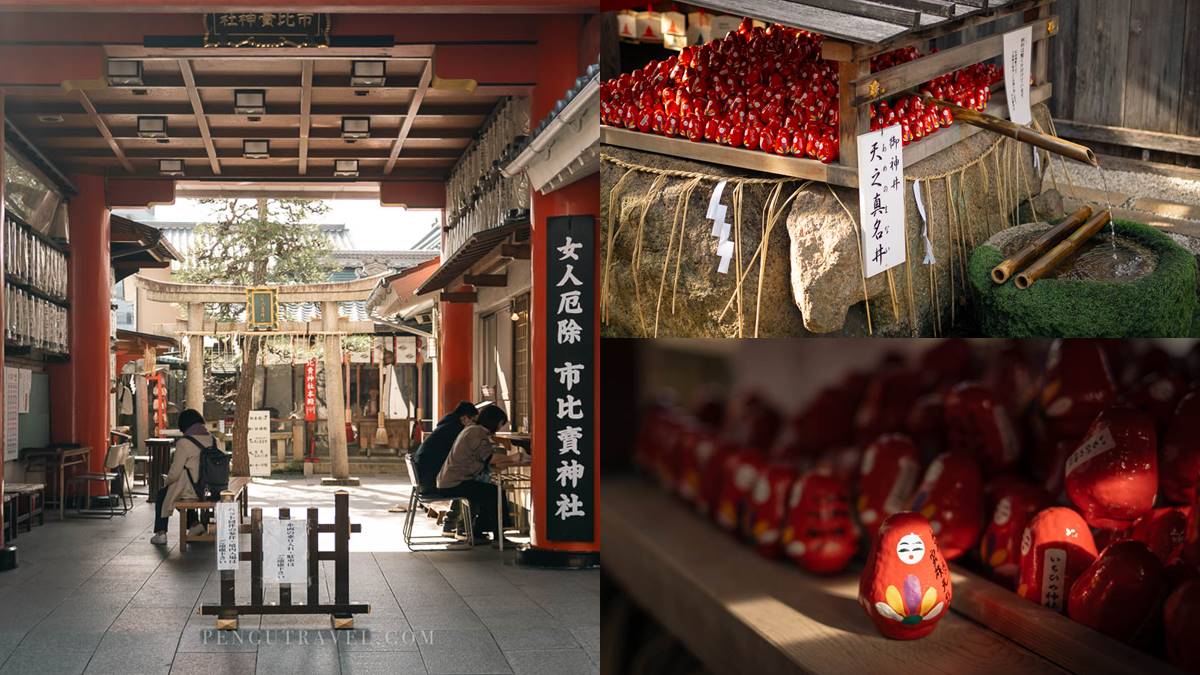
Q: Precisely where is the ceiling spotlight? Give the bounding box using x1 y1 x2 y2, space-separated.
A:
243 139 270 159
137 115 168 139
333 159 360 177
106 59 143 86
341 116 371 140
158 159 184 176
234 89 267 115
351 60 386 87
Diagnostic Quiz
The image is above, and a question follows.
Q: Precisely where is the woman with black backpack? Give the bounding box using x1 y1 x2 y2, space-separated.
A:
150 409 226 546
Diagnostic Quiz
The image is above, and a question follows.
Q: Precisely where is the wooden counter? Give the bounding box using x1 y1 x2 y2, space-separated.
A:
603 477 1178 675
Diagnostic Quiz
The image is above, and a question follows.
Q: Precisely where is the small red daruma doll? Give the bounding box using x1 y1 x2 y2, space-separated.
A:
781 472 859 574
1064 406 1158 530
713 448 765 533
858 512 951 640
857 433 922 539
943 381 1021 473
907 451 984 560
979 482 1053 588
1040 339 1116 441
747 462 799 557
1017 507 1098 613
1161 391 1200 505
1164 579 1200 673
1067 540 1168 646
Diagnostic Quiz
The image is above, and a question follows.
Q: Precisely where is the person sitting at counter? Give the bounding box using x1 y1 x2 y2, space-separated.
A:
150 409 220 545
413 401 479 492
436 404 523 543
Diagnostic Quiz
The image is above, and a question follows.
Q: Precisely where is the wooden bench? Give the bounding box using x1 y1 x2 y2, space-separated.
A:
3 483 46 536
174 477 250 552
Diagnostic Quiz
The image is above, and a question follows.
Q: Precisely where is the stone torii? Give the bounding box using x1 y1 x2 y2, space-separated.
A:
135 273 389 485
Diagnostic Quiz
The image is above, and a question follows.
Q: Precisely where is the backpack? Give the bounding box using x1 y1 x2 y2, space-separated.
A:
182 434 231 497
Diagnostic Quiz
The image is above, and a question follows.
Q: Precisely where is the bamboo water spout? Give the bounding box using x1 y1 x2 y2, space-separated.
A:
991 206 1094 284
1014 210 1113 289
923 97 1099 166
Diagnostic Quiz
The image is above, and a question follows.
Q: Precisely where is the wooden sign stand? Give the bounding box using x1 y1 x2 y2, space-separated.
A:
201 489 369 630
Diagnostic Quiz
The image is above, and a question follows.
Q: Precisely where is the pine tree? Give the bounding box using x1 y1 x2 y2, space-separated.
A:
177 198 335 476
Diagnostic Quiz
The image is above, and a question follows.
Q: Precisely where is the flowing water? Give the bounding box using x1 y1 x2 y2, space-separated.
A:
1000 226 1155 282
1097 164 1119 260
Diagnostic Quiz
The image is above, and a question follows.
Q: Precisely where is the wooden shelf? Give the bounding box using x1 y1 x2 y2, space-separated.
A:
602 85 1053 188
603 476 1179 675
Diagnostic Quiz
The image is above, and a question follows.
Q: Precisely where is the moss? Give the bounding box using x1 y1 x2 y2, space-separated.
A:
968 219 1198 337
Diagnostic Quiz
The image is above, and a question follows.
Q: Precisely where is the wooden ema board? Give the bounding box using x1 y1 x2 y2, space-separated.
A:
602 83 1051 188
603 477 1179 675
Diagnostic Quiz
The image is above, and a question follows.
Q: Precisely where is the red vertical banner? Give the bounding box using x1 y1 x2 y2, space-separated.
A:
304 359 318 422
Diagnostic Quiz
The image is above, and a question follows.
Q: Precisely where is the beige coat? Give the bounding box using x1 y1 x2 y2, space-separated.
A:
157 432 212 520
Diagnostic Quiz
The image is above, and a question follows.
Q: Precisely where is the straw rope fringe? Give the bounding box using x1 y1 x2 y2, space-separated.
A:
601 126 1031 338
600 153 817 337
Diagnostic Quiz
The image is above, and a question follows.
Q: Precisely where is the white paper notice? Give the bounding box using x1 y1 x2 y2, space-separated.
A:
1004 26 1033 126
857 125 908 278
4 368 18 462
262 517 308 584
17 369 30 414
247 410 272 477
215 501 240 571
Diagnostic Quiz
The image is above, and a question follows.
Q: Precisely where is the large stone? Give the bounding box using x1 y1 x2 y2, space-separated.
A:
600 104 1054 336
787 103 1053 335
600 146 809 337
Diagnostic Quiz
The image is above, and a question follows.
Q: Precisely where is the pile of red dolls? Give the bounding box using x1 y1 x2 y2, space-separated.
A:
634 340 1200 667
600 19 1004 163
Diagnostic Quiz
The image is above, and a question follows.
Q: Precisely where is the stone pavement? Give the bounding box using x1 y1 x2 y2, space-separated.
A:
0 476 599 674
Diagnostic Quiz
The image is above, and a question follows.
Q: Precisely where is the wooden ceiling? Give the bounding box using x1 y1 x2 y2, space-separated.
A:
3 50 511 182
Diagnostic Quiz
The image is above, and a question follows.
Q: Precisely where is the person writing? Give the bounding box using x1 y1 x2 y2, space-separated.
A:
436 404 523 543
149 409 220 545
412 401 478 492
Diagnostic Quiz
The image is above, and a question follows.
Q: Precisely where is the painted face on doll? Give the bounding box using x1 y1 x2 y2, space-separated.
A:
897 533 926 565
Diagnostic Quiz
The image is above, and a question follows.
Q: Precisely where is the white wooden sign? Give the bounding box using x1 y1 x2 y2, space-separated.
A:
857 125 908 278
247 410 272 477
4 367 18 462
262 517 308 584
1003 26 1033 126
215 501 240 571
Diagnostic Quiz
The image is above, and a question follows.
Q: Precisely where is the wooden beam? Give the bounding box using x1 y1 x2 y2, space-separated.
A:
875 0 956 18
1051 118 1200 158
299 60 313 176
463 273 507 287
384 59 432 175
74 90 133 173
440 291 477 303
791 0 922 28
178 59 220 175
499 243 530 260
852 15 1055 106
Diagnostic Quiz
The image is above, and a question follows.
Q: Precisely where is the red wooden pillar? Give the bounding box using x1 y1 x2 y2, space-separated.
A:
48 174 110 496
438 287 474 419
522 13 601 567
0 91 8 560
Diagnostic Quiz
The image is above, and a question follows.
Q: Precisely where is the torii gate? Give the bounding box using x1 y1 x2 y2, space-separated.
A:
135 273 389 485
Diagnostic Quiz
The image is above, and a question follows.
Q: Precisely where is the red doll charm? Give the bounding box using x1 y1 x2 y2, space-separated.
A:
859 512 951 640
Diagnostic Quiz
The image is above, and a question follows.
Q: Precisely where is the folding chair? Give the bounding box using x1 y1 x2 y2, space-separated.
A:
402 453 473 549
71 442 134 518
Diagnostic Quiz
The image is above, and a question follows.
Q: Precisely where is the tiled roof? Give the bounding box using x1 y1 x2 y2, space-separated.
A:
514 63 599 158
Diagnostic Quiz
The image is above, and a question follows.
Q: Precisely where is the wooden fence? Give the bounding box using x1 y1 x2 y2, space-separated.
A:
1048 0 1200 165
